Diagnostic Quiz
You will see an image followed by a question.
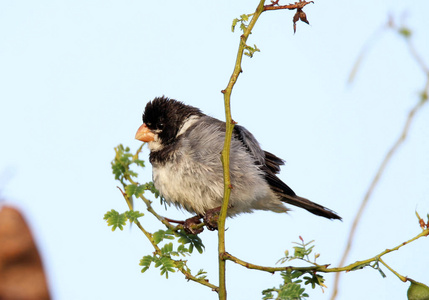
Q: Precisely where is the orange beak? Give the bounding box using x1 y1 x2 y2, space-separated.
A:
135 123 155 142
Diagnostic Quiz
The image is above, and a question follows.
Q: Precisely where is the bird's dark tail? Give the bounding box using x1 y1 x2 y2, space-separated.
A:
281 195 342 220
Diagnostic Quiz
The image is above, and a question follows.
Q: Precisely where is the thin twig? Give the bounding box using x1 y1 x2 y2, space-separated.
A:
331 22 429 300
379 258 407 282
264 0 313 11
177 264 220 292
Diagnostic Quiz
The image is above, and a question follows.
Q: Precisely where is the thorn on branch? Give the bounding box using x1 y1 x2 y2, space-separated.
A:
117 186 126 197
270 0 280 6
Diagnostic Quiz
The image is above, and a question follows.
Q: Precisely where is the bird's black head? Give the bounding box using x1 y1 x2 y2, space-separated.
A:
143 96 203 146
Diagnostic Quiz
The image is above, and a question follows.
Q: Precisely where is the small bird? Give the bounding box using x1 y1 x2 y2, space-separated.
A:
135 96 341 233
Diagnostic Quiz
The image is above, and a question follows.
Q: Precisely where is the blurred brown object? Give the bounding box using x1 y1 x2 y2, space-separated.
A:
0 205 50 300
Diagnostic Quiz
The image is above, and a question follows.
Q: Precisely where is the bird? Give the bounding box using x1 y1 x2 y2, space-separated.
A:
135 96 341 233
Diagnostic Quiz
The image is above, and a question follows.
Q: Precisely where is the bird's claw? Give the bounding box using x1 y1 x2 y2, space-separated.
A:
183 215 204 235
204 205 234 231
183 206 232 234
203 208 222 231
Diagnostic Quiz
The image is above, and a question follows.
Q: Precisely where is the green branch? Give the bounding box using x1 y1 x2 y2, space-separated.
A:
218 1 267 299
222 226 429 276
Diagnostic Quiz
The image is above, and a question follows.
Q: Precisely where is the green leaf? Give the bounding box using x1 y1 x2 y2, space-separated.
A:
232 18 238 32
112 144 146 181
177 244 189 256
160 242 174 255
153 229 175 244
195 269 207 280
133 157 145 167
104 209 126 231
125 184 146 198
158 256 176 278
111 162 125 180
125 210 144 223
153 230 164 244
240 14 248 22
293 246 306 259
267 271 309 299
144 181 160 198
262 289 275 299
177 230 205 254
125 184 137 197
147 255 176 278
303 273 325 289
139 255 154 273
128 170 138 178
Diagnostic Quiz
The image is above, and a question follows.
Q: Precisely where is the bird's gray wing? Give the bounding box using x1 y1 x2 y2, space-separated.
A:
233 125 297 197
232 125 266 166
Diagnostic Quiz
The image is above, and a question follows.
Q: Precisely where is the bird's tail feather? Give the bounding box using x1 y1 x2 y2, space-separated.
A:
281 195 342 220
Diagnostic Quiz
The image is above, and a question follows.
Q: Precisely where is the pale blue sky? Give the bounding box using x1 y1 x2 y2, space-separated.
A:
1 1 428 299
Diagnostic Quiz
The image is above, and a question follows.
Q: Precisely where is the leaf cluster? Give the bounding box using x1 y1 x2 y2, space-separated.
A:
277 236 317 264
103 209 144 231
153 229 205 254
231 13 254 33
111 144 145 181
244 44 261 58
125 182 160 199
140 229 205 278
262 237 327 298
231 13 261 58
262 271 309 300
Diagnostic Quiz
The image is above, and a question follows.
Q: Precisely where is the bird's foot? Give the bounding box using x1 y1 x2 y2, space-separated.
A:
203 207 222 231
183 215 204 235
183 206 232 234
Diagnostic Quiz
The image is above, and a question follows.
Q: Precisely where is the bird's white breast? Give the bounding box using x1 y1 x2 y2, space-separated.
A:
152 152 223 215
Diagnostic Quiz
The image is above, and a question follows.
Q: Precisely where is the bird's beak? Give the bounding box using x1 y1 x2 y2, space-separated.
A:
135 123 155 142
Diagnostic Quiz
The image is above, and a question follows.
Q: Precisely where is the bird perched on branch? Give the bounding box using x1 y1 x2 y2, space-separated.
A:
135 96 341 233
